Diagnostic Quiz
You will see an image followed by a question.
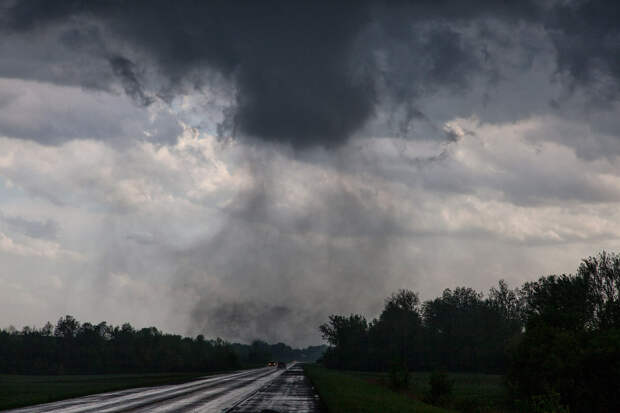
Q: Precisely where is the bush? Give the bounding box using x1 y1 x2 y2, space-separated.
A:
388 362 409 390
514 392 570 413
426 371 453 405
453 397 487 413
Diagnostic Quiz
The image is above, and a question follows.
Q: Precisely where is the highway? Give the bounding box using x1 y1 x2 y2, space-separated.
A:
6 363 322 413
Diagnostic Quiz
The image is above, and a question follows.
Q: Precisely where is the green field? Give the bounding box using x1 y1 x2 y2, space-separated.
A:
0 372 207 410
351 370 511 412
304 365 453 413
411 371 510 412
305 365 513 413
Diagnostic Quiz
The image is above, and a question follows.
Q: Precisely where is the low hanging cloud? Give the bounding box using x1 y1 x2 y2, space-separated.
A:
1 117 620 344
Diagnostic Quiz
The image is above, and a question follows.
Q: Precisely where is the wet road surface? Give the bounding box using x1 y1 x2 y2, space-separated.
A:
6 363 321 413
229 363 322 412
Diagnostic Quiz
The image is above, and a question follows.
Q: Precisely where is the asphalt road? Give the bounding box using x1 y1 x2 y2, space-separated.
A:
6 363 322 413
230 363 321 412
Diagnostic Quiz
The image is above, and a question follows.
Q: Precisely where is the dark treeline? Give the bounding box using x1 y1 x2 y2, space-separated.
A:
231 341 326 366
319 282 521 373
0 317 324 375
319 251 620 413
0 317 237 374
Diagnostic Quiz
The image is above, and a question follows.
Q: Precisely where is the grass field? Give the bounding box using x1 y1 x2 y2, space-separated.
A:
324 371 514 413
304 365 453 413
411 372 510 412
0 372 207 410
351 370 512 412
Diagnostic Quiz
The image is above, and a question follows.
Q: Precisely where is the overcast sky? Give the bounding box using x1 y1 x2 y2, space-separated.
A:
1 0 620 346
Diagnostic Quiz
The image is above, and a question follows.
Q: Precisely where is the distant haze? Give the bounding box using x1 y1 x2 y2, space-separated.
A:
1 0 620 346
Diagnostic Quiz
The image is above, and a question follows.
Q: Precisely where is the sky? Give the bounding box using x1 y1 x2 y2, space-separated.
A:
1 0 620 346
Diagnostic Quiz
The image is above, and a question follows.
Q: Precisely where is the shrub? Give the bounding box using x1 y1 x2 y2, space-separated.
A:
515 392 570 413
388 362 409 390
427 371 453 405
454 397 487 413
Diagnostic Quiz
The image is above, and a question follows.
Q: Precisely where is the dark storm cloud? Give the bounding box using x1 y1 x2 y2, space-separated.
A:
1 1 374 147
546 0 620 103
1 0 587 148
6 0 620 148
108 56 154 107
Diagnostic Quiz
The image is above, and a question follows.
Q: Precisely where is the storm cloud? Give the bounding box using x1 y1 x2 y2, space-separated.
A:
1 1 620 346
2 0 619 148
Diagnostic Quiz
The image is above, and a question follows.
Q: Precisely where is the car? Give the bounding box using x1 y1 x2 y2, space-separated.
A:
267 361 276 367
277 361 286 369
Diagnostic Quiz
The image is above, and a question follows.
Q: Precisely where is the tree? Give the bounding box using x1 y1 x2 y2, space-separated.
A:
488 279 523 327
248 340 272 364
54 315 80 338
319 314 368 370
0 316 245 375
577 251 620 329
41 322 53 336
509 252 620 412
369 289 422 372
423 287 493 371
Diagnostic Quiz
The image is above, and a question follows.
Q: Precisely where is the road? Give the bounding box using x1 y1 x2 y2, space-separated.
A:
229 363 320 412
6 363 322 413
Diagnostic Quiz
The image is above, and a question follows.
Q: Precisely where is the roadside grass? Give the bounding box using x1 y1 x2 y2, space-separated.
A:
0 372 209 410
304 364 453 413
412 372 510 412
350 370 512 412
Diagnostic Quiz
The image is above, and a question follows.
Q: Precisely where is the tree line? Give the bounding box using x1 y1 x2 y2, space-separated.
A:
231 341 326 366
319 251 620 413
0 317 324 375
319 281 521 373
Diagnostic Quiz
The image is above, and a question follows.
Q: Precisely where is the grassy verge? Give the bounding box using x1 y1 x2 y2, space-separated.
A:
0 372 211 410
304 364 453 413
351 371 512 412
412 372 510 412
